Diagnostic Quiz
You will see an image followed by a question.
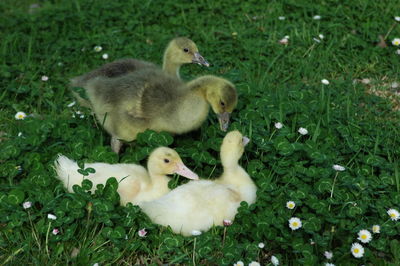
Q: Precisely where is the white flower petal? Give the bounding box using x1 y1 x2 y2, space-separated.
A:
23 201 32 209
275 122 283 129
332 164 345 171
351 242 364 258
271 255 279 266
67 101 76 107
15 111 27 120
191 230 202 236
286 201 296 209
357 229 372 243
392 38 400 46
324 251 333 259
288 217 302 230
47 214 57 220
298 127 308 135
387 208 400 221
372 225 380 234
321 79 330 85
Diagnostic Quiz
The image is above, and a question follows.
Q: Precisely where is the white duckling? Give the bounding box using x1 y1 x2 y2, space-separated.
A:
71 37 209 89
84 69 237 153
139 131 257 236
54 147 198 205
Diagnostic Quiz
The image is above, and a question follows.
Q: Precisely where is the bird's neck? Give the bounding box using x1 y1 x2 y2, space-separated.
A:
162 51 181 79
146 172 170 191
185 76 212 98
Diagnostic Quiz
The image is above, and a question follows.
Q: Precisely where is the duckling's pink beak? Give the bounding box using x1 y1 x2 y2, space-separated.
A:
174 162 199 180
243 136 250 146
217 112 230 132
192 52 210 67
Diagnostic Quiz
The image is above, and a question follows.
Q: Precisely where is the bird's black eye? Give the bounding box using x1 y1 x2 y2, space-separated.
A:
220 101 225 106
164 159 170 163
183 48 189 53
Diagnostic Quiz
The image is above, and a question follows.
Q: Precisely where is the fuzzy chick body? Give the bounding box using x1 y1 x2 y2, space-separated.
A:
71 37 208 90
83 68 237 152
139 131 257 236
54 147 198 205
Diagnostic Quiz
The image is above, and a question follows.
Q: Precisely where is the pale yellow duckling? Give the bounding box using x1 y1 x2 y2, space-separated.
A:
71 37 209 89
54 147 198 205
84 69 237 153
139 131 257 236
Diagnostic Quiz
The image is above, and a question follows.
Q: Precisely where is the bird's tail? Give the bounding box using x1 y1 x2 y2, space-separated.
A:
54 154 83 193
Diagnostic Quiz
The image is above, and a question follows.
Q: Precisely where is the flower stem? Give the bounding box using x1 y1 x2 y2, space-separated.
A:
328 172 339 211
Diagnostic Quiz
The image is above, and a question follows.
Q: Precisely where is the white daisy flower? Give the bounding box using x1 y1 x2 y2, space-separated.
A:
288 217 302 230
351 242 364 258
41 75 49 81
47 214 57 220
372 225 380 234
332 164 345 171
248 262 260 266
22 201 32 209
102 53 109 59
395 16 400 22
67 101 76 107
138 228 147 237
52 228 59 235
233 261 244 266
15 111 27 120
93 264 99 266
191 230 202 236
324 251 333 259
286 201 296 209
279 37 289 45
321 79 330 85
325 263 335 266
94 45 103 52
392 38 400 46
313 15 321 20
278 16 286 20
319 34 324 39
298 127 308 135
391 82 399 89
357 229 372 243
387 208 400 221
18 132 23 137
271 255 279 265
258 242 265 248
275 122 283 129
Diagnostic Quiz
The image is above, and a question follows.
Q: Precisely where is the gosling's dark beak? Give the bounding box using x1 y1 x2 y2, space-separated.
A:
217 112 230 132
192 52 210 67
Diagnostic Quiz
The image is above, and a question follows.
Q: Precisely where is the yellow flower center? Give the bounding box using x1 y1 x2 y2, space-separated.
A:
390 213 396 217
293 222 298 227
361 235 367 239
354 248 359 254
395 41 400 45
289 204 294 208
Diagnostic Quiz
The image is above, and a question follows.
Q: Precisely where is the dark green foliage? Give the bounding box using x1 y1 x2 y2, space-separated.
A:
1 0 400 265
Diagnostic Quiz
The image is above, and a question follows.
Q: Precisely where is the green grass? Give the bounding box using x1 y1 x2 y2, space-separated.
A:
1 0 400 265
